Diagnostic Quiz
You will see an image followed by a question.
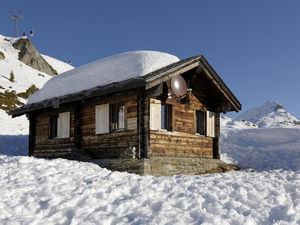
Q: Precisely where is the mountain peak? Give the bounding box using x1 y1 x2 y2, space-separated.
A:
235 101 300 128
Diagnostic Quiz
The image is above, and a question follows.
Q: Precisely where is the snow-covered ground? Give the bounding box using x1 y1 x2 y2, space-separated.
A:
0 156 299 225
0 101 300 224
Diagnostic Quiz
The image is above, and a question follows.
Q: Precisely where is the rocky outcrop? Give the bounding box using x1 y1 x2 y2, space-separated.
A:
0 51 4 60
12 38 57 75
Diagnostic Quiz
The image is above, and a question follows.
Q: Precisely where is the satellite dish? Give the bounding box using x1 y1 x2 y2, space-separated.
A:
170 75 188 98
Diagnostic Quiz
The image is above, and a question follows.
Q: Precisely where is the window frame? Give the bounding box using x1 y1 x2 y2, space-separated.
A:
48 112 70 139
49 115 58 139
110 103 126 132
161 103 172 131
195 110 206 136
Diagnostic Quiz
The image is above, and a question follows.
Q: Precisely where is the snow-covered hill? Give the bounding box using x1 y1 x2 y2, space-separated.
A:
221 101 300 170
0 34 73 135
235 101 300 128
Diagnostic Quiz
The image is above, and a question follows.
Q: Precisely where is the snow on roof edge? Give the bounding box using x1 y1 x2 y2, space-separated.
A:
27 50 180 104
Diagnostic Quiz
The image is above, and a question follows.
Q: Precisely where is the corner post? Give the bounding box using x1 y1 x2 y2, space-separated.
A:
213 112 220 159
28 113 36 156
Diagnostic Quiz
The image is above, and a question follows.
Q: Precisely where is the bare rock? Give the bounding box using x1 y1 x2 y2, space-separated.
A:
0 51 5 60
12 38 57 75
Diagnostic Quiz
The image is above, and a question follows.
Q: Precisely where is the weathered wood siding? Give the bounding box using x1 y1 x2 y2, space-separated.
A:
80 92 139 158
150 131 213 157
149 93 218 158
33 107 75 158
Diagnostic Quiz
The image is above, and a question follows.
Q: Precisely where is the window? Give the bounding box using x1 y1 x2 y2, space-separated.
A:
161 104 172 131
49 112 70 139
49 115 58 138
95 104 125 134
110 104 125 131
196 110 206 135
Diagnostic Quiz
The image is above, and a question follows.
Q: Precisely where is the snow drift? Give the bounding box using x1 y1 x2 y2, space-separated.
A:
0 100 300 224
27 51 180 104
221 128 300 170
0 155 299 225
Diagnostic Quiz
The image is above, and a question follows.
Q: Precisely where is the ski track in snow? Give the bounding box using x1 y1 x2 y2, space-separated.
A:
0 156 300 225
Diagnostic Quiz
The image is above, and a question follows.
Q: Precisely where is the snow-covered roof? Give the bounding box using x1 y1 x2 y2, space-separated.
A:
27 51 180 104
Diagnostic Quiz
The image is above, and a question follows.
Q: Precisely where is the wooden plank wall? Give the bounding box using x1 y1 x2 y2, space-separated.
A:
80 92 139 158
33 107 75 158
149 93 215 158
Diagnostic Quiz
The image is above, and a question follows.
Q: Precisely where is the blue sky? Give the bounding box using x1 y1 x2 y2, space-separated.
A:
1 1 300 118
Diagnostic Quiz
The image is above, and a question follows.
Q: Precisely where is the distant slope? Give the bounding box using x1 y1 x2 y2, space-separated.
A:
42 54 73 74
0 34 74 135
235 101 300 128
221 101 300 170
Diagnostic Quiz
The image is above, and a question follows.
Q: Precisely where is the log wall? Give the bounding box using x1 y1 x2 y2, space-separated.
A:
149 93 218 158
33 106 75 158
80 92 139 158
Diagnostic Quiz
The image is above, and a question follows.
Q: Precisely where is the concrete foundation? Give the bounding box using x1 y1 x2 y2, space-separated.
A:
93 157 238 176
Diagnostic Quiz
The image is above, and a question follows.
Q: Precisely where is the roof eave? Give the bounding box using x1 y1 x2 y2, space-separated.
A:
199 56 242 112
9 78 146 117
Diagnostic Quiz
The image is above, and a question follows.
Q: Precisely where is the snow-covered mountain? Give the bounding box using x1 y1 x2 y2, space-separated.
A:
0 34 74 134
221 101 300 136
220 101 300 170
235 101 300 128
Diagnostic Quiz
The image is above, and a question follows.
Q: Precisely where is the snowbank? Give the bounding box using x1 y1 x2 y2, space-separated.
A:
27 51 180 104
221 128 300 171
0 155 299 224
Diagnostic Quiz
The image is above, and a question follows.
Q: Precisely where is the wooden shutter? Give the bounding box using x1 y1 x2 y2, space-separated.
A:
95 104 109 134
150 99 161 130
206 111 215 137
57 112 70 138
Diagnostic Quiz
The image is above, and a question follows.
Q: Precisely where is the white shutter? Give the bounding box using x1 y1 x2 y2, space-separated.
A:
118 105 125 129
206 111 215 137
150 99 161 130
57 112 70 138
95 104 109 134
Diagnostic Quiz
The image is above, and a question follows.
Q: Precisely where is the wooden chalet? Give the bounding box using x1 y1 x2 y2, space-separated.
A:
10 52 241 175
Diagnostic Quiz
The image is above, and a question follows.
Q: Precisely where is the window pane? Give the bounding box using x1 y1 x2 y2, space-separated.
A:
161 104 172 131
161 104 166 129
49 115 58 138
196 111 205 135
111 104 118 130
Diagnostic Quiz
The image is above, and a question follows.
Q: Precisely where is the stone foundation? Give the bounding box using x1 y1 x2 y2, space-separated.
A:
93 157 238 176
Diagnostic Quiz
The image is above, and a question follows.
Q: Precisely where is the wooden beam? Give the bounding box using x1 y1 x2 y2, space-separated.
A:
28 113 36 156
145 61 200 90
74 103 81 149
